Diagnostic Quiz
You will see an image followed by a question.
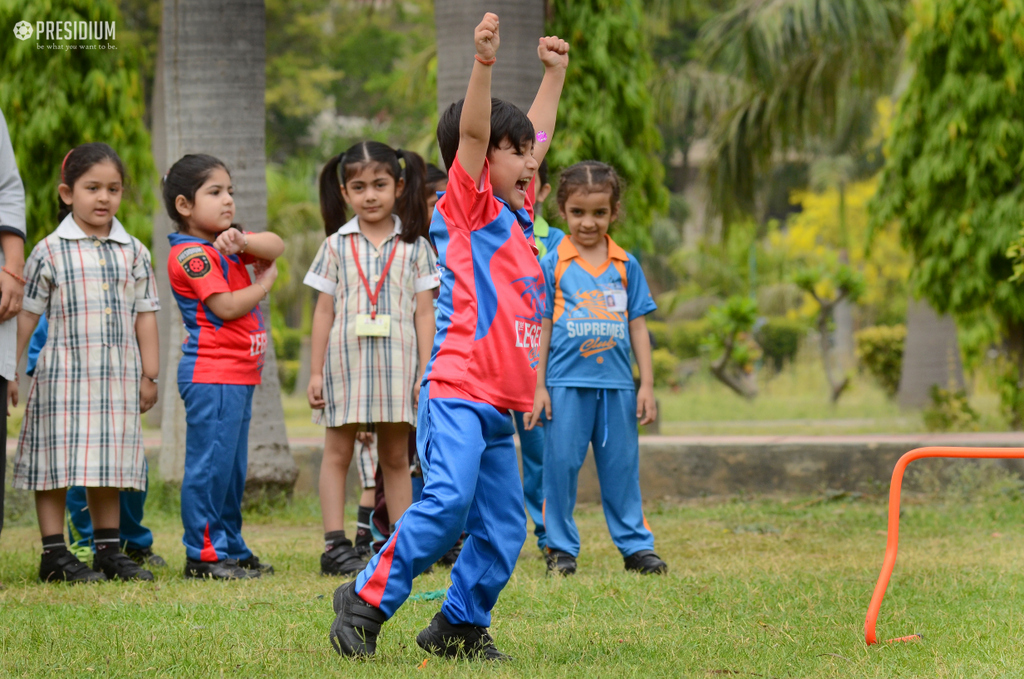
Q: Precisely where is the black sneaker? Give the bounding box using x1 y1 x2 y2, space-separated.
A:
93 550 155 581
329 581 387 656
184 558 256 580
39 550 107 583
416 611 510 661
354 542 373 561
545 549 577 576
437 542 462 567
624 550 668 575
124 546 168 568
238 554 275 575
321 540 366 576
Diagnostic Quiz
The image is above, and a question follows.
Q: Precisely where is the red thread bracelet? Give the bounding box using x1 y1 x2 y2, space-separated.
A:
2 266 26 284
475 54 496 66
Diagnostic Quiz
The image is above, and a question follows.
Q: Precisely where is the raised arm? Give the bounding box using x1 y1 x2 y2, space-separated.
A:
527 36 570 167
459 13 500 183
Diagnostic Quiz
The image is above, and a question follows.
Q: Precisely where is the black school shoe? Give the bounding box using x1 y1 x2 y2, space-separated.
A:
545 549 577 576
624 550 668 575
39 550 107 583
93 550 155 581
321 540 366 576
124 546 168 568
436 542 462 567
416 611 511 661
329 581 387 657
184 558 259 580
238 554 274 575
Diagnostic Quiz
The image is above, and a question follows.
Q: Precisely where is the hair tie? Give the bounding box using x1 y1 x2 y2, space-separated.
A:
60 148 75 183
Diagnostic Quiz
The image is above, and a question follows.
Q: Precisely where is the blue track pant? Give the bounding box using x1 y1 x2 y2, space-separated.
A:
513 411 546 550
355 382 526 627
179 383 254 562
543 387 654 558
66 461 153 551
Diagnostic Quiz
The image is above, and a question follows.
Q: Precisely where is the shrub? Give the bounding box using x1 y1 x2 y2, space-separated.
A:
669 319 711 359
855 325 906 397
278 359 300 393
755 318 805 371
923 385 980 432
272 326 304 361
651 348 681 388
647 320 670 351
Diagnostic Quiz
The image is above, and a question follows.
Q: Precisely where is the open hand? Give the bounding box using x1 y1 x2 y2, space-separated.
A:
475 13 500 61
538 36 569 70
213 228 247 256
525 386 551 430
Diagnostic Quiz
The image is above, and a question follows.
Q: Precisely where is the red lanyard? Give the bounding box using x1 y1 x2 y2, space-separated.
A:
350 234 399 319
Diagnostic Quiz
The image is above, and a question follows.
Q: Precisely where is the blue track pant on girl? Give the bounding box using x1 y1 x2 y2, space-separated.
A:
543 387 654 558
355 382 526 627
179 383 254 562
513 411 546 550
66 462 153 551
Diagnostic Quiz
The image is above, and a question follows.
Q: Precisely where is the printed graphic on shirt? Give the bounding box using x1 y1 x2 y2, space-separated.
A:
512 275 545 368
566 287 626 360
177 246 211 279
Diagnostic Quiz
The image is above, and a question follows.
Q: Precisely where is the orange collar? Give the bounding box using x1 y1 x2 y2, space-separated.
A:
556 234 628 263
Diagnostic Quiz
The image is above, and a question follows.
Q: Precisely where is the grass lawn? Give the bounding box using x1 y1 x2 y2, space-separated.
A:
3 489 1024 677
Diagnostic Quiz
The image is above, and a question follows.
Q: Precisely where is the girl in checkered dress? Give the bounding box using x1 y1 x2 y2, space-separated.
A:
10 143 160 584
304 141 438 575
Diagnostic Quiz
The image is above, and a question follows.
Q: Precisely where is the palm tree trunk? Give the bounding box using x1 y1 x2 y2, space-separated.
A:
897 297 965 409
152 0 297 497
435 0 546 114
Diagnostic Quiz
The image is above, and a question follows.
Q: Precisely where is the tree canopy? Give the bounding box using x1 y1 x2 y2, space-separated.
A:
546 0 668 251
0 0 155 247
871 0 1024 328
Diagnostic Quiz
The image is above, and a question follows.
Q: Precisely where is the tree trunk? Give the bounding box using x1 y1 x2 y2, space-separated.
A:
435 0 546 116
897 297 965 409
153 0 297 497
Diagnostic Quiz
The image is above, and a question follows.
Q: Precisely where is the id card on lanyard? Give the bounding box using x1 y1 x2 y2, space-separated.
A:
352 234 399 337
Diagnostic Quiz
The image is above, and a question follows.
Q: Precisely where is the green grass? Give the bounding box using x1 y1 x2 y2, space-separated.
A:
3 488 1024 677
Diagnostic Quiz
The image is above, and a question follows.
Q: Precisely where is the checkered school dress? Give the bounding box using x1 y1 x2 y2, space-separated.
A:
303 215 439 427
13 215 160 491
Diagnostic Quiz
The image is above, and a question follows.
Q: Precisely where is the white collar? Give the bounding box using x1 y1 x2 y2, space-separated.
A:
55 213 132 244
336 214 403 238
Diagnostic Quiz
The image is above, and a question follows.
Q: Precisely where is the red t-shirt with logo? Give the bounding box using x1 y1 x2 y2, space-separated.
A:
167 233 268 385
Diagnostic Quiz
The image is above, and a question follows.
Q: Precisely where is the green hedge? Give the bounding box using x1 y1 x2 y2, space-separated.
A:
854 325 906 397
755 318 806 371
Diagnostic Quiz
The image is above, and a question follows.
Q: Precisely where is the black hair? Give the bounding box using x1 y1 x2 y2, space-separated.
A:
58 143 127 221
426 163 448 186
538 158 549 187
436 98 535 174
557 161 623 212
318 141 428 242
162 154 231 232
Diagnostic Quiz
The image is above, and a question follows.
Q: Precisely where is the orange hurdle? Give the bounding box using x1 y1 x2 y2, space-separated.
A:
864 446 1024 646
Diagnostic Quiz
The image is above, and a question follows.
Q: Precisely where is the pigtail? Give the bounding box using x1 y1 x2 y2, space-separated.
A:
319 152 348 237
395 149 429 243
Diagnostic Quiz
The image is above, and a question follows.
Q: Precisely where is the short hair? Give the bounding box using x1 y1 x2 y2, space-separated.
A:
556 161 623 212
59 143 127 221
437 98 535 173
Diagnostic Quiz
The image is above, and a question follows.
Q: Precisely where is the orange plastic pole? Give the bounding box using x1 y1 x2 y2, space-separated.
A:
864 446 1024 646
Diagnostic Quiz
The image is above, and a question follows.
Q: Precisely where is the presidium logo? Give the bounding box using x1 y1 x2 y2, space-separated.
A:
13 19 116 46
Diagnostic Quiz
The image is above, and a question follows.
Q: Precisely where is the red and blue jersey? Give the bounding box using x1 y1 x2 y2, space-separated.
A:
167 232 268 385
541 235 657 389
423 154 545 413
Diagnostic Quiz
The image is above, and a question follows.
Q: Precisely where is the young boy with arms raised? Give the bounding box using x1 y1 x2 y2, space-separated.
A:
328 13 569 660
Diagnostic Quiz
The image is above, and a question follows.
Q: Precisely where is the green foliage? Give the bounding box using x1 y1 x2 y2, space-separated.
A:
277 359 299 394
651 347 682 388
793 263 866 306
265 0 436 160
0 0 156 247
647 320 670 351
669 319 711 359
872 0 1024 328
756 318 805 371
547 0 668 251
854 324 906 397
923 385 981 432
704 295 761 397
